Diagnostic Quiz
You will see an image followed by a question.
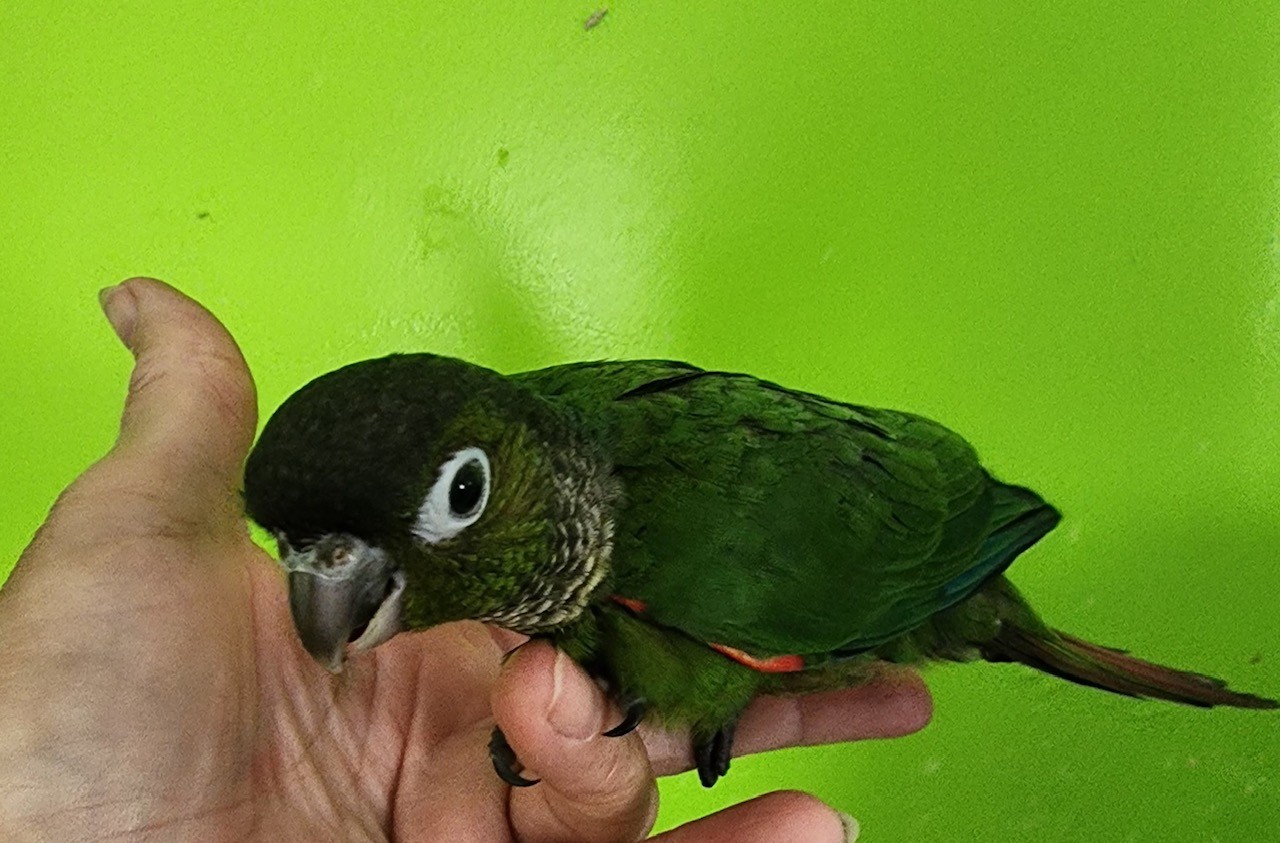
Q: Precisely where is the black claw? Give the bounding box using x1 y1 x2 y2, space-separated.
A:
489 726 539 787
693 722 736 788
603 698 647 738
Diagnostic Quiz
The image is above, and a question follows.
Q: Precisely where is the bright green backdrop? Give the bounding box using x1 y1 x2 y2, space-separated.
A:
3 3 1278 840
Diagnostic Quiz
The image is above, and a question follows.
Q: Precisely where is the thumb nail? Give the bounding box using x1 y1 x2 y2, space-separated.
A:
547 649 605 740
836 811 860 842
501 640 530 665
99 284 138 349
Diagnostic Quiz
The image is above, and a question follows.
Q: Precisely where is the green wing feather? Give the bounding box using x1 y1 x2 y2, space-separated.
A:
516 361 1059 659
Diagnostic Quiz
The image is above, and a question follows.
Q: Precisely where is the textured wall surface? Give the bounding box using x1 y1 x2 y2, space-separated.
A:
3 3 1278 839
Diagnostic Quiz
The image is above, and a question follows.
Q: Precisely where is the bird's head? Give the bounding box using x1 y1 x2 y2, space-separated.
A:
243 354 616 672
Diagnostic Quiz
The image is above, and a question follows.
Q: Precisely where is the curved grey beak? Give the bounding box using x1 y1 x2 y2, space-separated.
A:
283 535 406 673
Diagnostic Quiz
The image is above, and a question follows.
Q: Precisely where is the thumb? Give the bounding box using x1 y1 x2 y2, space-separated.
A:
100 278 256 513
495 641 657 843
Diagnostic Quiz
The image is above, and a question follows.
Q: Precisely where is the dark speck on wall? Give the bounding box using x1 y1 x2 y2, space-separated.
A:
584 7 607 30
497 147 510 168
196 211 212 221
1250 652 1263 665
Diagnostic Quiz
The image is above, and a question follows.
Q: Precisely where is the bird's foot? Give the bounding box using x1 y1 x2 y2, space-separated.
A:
603 697 647 737
693 722 736 788
488 726 539 787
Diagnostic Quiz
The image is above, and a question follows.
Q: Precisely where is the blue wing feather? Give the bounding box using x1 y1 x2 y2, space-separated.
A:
942 484 1060 599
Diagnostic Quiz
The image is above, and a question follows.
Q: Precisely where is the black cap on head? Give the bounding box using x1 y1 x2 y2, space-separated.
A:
244 353 507 544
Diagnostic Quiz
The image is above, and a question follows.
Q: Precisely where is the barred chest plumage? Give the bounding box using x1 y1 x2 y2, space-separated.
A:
477 438 620 634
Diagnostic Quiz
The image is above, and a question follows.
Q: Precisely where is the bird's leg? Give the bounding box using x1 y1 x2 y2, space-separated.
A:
602 696 647 737
488 726 539 788
692 721 737 788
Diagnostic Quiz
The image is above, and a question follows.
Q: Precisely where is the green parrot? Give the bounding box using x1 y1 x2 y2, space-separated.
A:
242 354 1276 788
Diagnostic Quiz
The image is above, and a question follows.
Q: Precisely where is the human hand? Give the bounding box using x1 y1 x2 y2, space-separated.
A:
0 279 932 842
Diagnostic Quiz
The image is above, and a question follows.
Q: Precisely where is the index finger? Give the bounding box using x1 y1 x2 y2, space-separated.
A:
642 665 932 777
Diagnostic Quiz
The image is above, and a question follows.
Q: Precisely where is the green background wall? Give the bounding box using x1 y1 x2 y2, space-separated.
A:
3 3 1278 839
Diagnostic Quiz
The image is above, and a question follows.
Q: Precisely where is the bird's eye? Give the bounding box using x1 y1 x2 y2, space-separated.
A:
449 458 486 517
413 447 492 544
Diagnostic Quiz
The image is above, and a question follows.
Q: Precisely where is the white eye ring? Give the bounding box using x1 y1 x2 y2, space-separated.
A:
412 447 492 545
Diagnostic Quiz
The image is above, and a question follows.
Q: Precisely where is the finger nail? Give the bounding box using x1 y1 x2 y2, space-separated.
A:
99 284 138 349
836 811 860 842
501 640 529 665
547 649 604 740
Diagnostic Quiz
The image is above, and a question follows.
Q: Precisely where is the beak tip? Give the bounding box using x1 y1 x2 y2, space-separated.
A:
300 642 347 674
286 559 405 674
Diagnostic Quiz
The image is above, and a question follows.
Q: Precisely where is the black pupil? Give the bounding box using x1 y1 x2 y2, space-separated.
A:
448 460 485 517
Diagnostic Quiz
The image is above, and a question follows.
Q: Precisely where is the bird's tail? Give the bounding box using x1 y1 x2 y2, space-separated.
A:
979 580 1276 710
984 622 1276 709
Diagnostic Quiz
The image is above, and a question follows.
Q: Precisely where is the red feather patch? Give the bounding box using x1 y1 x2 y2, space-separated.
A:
707 644 806 673
610 595 648 615
609 595 806 673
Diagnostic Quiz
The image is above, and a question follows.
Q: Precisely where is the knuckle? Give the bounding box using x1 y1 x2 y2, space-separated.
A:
191 345 255 428
17 479 199 579
129 342 253 431
126 357 167 404
580 741 652 812
57 465 209 543
34 470 115 540
109 480 207 537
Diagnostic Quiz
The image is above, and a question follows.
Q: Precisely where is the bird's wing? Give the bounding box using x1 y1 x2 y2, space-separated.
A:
516 361 1058 659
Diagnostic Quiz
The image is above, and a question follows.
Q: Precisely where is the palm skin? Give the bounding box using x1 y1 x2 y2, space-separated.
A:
0 279 929 842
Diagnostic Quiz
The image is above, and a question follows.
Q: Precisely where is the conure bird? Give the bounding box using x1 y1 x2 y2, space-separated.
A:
242 354 1276 788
